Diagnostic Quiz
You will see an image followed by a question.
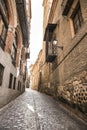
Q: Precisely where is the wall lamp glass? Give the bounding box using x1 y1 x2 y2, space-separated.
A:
53 39 63 50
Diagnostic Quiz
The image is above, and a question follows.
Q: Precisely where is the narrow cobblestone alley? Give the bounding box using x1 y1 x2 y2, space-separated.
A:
0 89 87 130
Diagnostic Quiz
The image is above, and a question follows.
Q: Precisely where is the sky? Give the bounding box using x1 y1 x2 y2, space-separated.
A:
29 0 43 64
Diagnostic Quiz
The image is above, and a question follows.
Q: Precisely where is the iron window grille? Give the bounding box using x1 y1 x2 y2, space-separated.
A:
71 2 83 34
18 81 21 91
13 77 16 89
11 33 18 66
44 24 57 62
8 73 13 89
61 0 74 16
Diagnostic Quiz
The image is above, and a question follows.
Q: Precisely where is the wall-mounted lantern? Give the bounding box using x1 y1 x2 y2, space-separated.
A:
52 38 63 50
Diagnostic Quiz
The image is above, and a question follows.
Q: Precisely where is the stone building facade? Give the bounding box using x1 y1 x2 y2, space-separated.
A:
30 48 52 94
30 50 43 90
42 0 87 112
0 0 31 108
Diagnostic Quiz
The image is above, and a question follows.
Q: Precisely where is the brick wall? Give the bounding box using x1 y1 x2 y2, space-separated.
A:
42 0 87 105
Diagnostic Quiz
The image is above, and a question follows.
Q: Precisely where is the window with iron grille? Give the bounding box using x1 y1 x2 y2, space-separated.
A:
71 2 83 34
11 33 18 66
52 57 58 71
18 81 21 91
8 73 13 89
13 77 16 89
0 64 4 86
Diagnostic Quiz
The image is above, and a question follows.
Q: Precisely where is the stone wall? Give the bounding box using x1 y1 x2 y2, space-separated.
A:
0 48 23 108
42 0 87 113
57 70 87 112
0 88 21 108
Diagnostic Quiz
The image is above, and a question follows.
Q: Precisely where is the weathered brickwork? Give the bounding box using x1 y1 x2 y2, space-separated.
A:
30 50 42 90
30 0 87 114
41 0 87 113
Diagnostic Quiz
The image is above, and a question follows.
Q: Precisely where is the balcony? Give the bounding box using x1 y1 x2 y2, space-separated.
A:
46 41 57 62
15 0 29 47
44 23 57 62
61 0 74 15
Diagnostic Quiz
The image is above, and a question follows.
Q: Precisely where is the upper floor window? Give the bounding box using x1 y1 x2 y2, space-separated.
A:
8 73 13 89
0 0 9 50
11 33 18 66
13 77 16 89
71 2 83 34
61 0 74 16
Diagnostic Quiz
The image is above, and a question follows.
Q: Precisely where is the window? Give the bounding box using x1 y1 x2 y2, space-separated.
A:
0 0 8 50
11 33 18 66
18 81 21 92
71 2 83 34
0 64 4 86
52 57 58 71
44 24 57 62
13 77 16 89
20 60 22 75
8 73 13 88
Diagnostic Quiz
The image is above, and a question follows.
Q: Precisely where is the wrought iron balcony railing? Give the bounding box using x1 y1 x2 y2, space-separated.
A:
46 41 57 62
44 23 57 62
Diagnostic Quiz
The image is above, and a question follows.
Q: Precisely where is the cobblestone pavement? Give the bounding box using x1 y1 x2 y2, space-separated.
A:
0 89 87 130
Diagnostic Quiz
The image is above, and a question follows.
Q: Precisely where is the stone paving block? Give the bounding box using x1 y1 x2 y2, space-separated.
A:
0 89 87 130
